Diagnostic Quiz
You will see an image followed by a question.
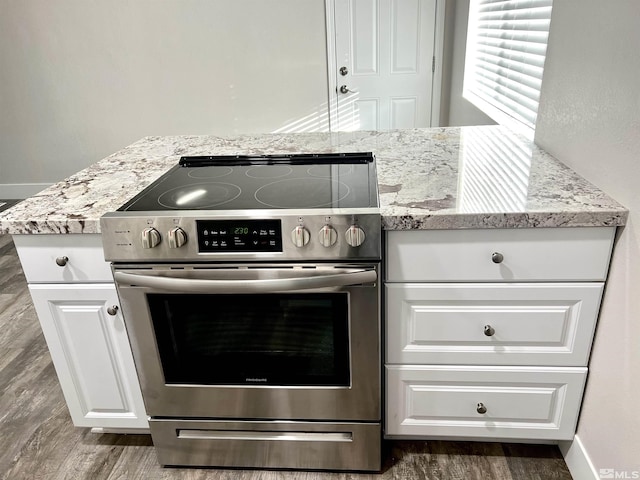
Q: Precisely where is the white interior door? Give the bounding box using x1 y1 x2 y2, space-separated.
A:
330 0 438 131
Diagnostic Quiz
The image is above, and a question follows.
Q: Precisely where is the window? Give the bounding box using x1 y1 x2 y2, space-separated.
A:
463 0 553 137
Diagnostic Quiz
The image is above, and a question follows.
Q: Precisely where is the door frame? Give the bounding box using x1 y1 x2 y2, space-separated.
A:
324 0 447 131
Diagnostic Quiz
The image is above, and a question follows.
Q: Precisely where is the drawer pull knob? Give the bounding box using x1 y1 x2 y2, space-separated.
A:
55 256 69 267
477 403 487 414
491 252 504 264
484 325 496 336
107 305 119 316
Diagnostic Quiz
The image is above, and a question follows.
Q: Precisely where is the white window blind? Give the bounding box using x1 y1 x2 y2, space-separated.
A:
463 0 553 136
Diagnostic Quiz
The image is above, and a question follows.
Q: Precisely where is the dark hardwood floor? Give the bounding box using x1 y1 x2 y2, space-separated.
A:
0 234 573 479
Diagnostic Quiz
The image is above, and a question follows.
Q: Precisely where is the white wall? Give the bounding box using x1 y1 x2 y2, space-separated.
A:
443 0 494 127
0 0 495 199
535 0 640 475
0 0 328 196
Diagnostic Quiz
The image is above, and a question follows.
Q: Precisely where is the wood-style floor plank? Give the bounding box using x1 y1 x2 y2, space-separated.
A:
502 443 573 480
0 235 574 480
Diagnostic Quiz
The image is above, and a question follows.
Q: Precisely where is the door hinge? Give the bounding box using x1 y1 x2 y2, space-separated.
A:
432 56 436 73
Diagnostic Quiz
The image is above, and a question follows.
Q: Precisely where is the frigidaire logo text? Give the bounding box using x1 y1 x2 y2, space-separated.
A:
246 378 268 383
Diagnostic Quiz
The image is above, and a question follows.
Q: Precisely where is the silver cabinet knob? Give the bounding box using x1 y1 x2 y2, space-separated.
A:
107 305 119 316
55 256 69 267
484 325 495 337
477 403 487 414
291 225 310 248
318 225 337 247
142 227 161 249
168 227 188 248
491 252 504 263
345 225 366 247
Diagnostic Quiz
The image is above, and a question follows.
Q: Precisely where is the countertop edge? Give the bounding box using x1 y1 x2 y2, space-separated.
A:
1 210 629 236
381 210 629 230
0 220 100 236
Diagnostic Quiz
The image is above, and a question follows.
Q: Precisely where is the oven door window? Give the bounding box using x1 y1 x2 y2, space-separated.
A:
147 293 350 386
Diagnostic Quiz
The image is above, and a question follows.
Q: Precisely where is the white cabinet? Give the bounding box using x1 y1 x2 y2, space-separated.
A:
386 227 614 282
386 365 587 440
29 284 148 429
386 283 603 366
13 233 114 283
13 234 148 431
385 227 616 441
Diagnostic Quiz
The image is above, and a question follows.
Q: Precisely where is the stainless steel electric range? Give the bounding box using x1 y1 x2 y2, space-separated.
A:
100 153 382 471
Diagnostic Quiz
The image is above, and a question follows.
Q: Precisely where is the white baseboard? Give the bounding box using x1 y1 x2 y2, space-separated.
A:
0 183 52 199
560 435 600 480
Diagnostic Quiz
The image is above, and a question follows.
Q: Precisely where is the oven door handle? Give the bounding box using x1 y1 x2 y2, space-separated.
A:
113 269 377 293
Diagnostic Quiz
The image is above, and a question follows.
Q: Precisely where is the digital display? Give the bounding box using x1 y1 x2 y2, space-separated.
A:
196 220 282 253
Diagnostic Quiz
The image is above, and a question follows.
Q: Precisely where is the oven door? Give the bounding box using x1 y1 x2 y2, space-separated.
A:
113 263 380 422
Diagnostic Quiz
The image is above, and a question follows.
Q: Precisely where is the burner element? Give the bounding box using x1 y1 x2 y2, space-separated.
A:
245 165 293 179
158 183 242 209
254 178 351 208
187 167 233 179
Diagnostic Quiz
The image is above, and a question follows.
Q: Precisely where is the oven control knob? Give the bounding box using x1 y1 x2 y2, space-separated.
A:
168 227 188 248
345 225 366 247
141 227 161 249
291 225 310 247
318 225 337 247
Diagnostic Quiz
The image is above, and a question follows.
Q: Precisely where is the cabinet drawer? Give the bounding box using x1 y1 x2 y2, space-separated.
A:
386 283 603 366
13 234 113 283
385 365 586 440
386 227 614 282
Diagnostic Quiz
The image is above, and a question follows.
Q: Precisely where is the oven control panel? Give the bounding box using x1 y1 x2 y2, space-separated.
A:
196 219 283 253
100 211 381 262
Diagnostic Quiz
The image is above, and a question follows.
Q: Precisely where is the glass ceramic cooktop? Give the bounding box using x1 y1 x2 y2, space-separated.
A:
118 153 378 212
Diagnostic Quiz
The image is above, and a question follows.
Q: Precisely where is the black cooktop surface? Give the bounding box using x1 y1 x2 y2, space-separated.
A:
118 153 378 212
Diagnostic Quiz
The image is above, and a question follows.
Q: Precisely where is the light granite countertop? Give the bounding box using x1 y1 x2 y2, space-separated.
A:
0 125 628 234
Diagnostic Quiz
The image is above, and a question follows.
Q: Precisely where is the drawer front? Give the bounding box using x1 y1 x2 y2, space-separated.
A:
386 227 614 282
386 283 603 366
13 234 113 283
385 365 587 440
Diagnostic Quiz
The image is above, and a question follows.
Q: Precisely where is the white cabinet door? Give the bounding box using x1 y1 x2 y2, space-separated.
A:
28 283 148 429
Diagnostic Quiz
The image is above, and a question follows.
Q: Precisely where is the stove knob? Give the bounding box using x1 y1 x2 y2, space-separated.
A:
345 225 366 247
291 225 310 247
318 225 337 247
141 227 161 249
168 227 188 248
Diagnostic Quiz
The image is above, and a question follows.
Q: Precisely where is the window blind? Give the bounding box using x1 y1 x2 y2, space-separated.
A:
463 0 553 134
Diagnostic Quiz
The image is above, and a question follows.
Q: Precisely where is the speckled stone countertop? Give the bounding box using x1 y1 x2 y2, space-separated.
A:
0 125 628 234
